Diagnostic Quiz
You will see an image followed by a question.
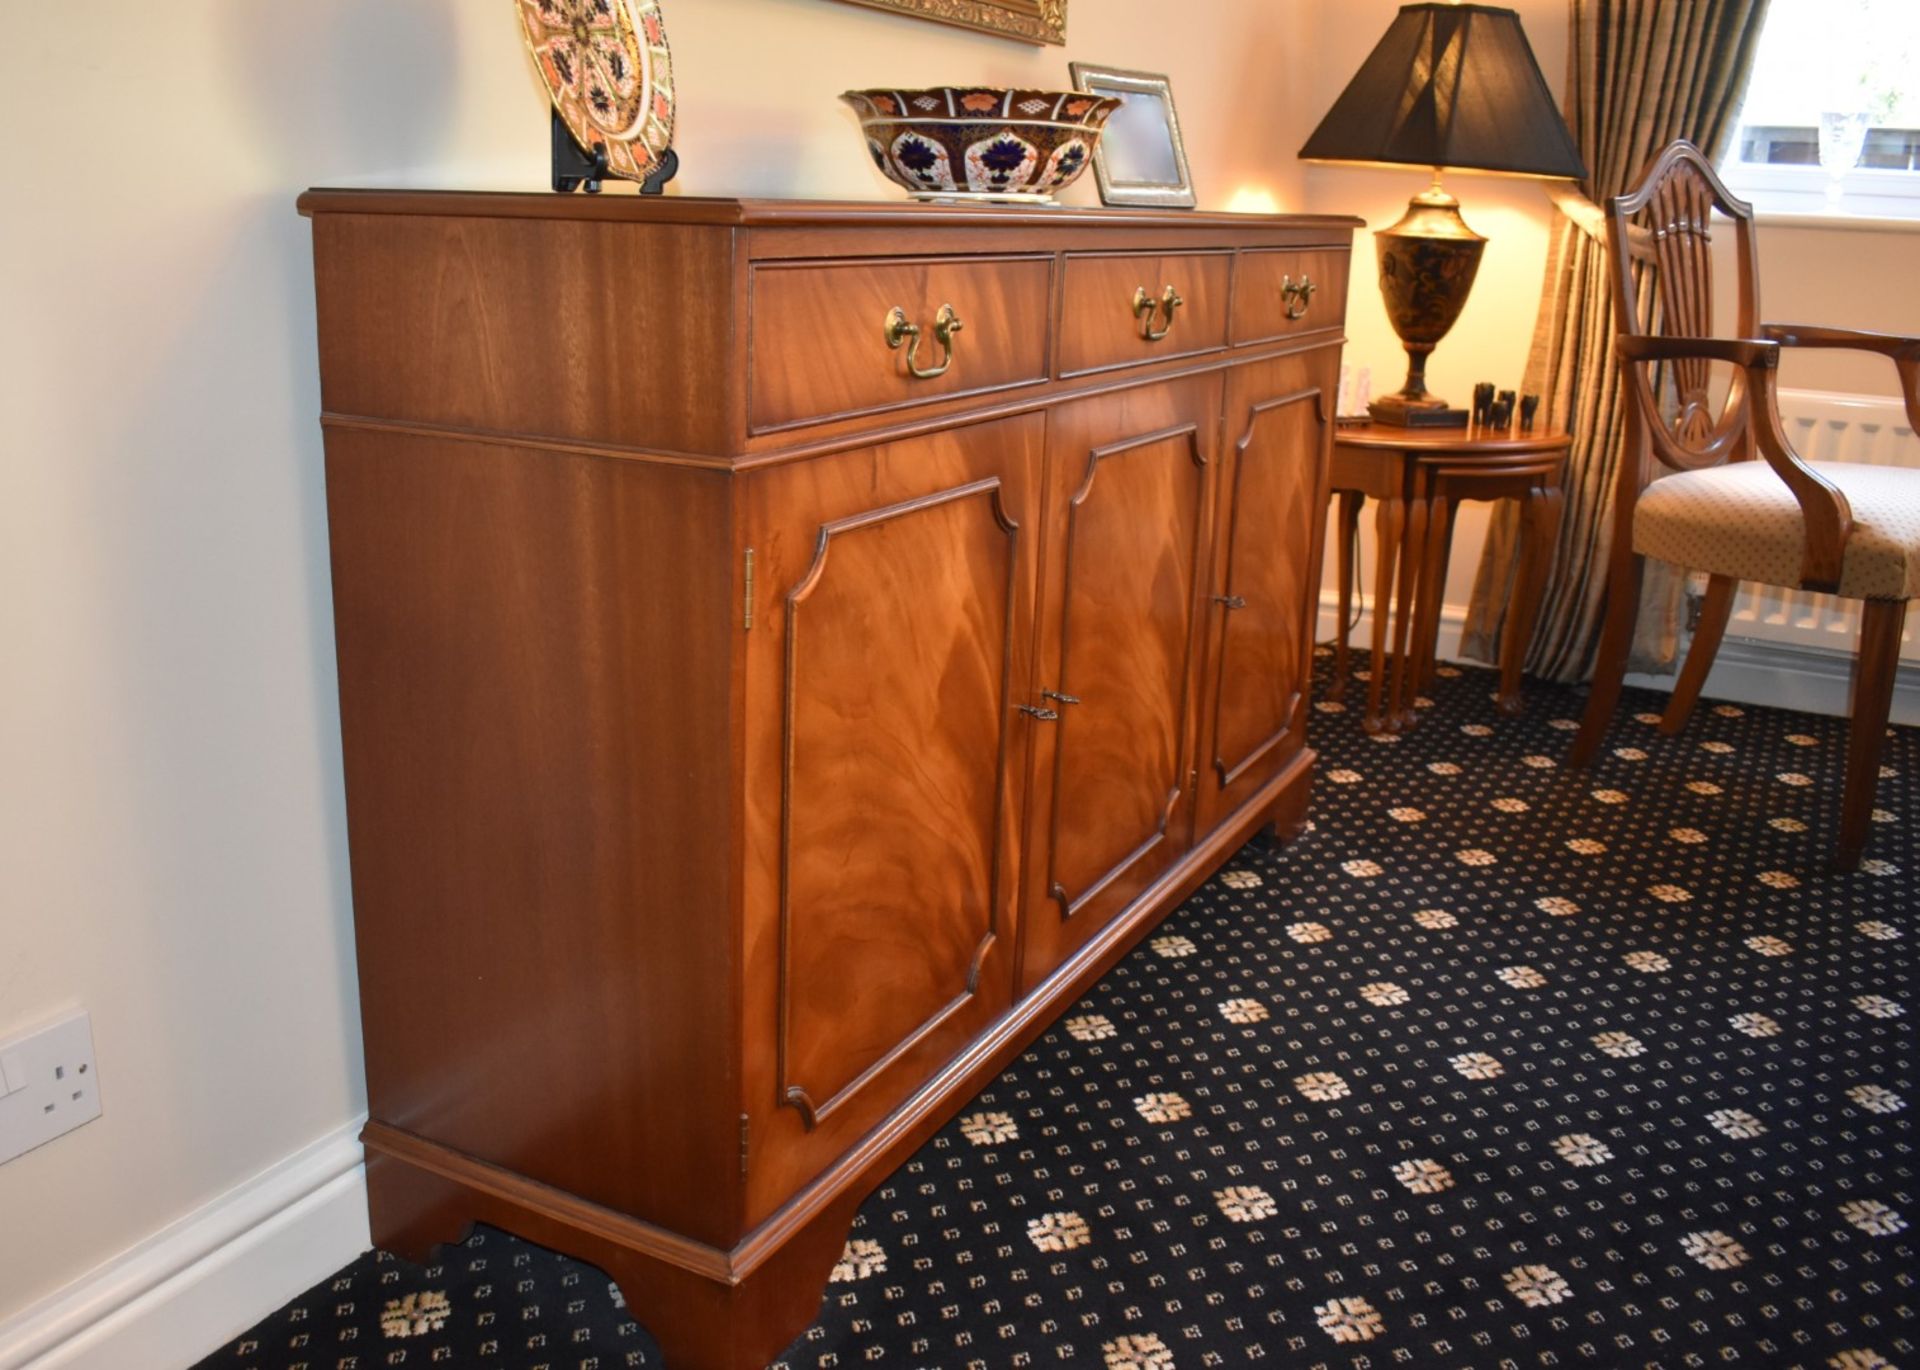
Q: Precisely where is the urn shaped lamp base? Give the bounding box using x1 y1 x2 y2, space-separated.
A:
1366 174 1487 428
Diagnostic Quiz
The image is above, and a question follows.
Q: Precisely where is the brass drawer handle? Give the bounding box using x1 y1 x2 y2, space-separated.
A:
1131 285 1184 342
1018 703 1061 722
1213 594 1247 610
1281 274 1317 321
883 303 964 380
1041 689 1080 705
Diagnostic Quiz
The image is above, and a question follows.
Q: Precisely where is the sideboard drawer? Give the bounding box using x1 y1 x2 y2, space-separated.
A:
1231 248 1350 346
1056 251 1231 377
749 255 1053 433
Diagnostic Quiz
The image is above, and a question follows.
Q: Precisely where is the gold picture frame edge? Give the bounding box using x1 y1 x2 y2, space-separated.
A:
830 0 1067 46
1069 61 1198 209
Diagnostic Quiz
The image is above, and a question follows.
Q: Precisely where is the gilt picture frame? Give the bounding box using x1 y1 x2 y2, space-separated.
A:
1069 63 1196 208
828 0 1066 46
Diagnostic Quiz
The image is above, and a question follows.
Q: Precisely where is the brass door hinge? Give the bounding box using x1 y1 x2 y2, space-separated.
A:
739 1113 751 1176
743 548 755 630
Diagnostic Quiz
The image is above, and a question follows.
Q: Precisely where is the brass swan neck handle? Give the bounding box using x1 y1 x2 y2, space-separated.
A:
1281 274 1317 321
1131 284 1184 341
884 303 965 379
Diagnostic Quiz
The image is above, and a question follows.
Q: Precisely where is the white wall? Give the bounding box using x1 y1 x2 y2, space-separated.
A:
0 0 1312 1330
0 3 370 1322
1732 221 1920 396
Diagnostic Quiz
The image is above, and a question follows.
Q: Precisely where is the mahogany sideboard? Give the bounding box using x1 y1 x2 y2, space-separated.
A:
297 191 1357 1369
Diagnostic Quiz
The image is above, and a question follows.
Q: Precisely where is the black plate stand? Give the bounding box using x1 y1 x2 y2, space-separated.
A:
551 109 679 195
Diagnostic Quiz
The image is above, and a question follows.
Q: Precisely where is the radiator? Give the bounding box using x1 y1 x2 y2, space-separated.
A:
1723 387 1919 662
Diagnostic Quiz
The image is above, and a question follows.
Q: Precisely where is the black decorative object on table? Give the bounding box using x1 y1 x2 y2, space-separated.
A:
190 655 1916 1370
1487 394 1513 430
1520 392 1541 433
1472 381 1496 426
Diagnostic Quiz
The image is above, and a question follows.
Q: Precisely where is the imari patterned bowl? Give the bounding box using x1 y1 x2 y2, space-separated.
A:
842 87 1122 203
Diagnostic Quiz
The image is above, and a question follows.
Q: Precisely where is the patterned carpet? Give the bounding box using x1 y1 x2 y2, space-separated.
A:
196 655 1914 1370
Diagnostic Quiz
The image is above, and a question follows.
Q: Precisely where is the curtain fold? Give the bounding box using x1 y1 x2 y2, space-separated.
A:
1458 0 1770 680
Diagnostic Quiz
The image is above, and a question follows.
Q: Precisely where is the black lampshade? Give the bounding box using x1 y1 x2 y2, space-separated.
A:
1299 3 1585 181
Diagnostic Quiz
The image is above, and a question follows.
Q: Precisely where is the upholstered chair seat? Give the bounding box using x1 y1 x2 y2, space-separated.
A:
1635 460 1920 601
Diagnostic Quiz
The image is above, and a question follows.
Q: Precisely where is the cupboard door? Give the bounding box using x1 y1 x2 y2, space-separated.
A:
739 413 1042 1223
1019 375 1218 995
1197 348 1337 834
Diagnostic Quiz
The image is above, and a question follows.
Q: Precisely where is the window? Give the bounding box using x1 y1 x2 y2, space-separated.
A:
1720 0 1920 218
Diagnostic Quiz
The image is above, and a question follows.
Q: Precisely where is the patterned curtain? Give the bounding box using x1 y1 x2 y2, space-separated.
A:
1459 0 1771 680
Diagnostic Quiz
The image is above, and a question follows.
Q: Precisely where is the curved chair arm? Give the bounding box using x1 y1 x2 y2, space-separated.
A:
1616 333 1854 591
1764 322 1920 432
1615 335 1780 367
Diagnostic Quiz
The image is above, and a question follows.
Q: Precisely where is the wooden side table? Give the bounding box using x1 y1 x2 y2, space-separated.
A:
1329 423 1571 732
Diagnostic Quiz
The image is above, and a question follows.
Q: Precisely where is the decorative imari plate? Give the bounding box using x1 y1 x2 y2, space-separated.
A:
517 0 674 184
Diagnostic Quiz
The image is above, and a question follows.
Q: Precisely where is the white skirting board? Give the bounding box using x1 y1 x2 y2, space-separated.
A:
0 1119 370 1370
1317 592 1920 726
1627 632 1920 727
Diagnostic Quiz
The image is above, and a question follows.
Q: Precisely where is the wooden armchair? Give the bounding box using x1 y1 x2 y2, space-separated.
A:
1569 141 1920 870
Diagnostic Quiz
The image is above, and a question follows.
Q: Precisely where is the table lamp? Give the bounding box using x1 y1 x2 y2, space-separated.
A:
1300 3 1585 426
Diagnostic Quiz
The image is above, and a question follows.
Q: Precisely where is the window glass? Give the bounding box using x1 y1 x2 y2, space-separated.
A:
1722 0 1920 218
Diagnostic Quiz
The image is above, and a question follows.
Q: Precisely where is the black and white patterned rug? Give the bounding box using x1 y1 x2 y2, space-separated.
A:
196 655 1914 1370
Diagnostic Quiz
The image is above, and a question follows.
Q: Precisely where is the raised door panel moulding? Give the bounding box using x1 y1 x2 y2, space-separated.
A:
778 479 1021 1130
1213 388 1324 786
1046 425 1208 917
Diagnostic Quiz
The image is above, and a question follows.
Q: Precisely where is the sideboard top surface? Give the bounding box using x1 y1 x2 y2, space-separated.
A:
296 189 1363 236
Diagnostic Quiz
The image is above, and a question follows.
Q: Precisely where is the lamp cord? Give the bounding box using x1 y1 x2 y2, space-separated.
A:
1315 516 1366 651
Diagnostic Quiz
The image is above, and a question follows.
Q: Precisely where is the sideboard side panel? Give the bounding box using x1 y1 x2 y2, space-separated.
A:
323 427 741 1247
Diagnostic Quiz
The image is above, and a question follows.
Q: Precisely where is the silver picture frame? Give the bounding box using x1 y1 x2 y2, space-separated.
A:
1069 63 1196 209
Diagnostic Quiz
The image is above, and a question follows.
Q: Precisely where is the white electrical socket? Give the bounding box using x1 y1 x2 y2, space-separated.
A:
0 1011 103 1165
